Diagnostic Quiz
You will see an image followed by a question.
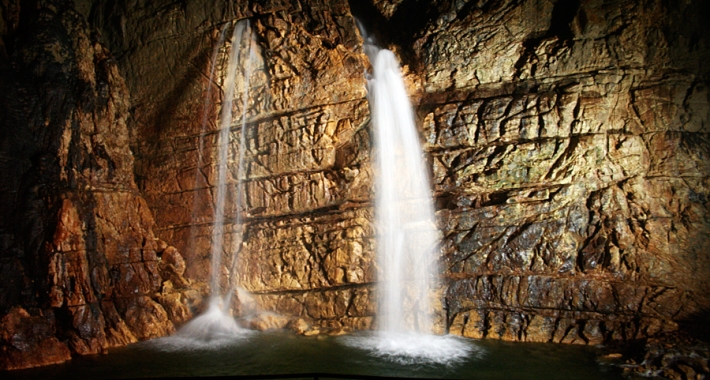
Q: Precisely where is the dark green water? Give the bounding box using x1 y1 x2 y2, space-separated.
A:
6 331 624 379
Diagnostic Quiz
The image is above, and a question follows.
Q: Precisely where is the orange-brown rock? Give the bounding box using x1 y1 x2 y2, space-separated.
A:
613 331 710 379
0 0 207 370
410 0 710 344
288 318 312 335
0 0 708 371
0 308 71 370
158 246 190 288
107 0 376 332
162 247 186 276
248 312 291 331
86 0 710 345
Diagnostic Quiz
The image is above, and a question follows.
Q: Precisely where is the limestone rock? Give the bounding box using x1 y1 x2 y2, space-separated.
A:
0 308 71 370
158 246 190 289
303 328 322 337
161 247 186 276
86 0 710 352
252 285 376 332
156 291 192 328
104 0 377 333
0 0 202 369
606 331 710 379
248 312 290 331
155 239 169 254
100 301 138 348
289 318 312 334
116 296 175 341
406 0 710 344
0 0 709 370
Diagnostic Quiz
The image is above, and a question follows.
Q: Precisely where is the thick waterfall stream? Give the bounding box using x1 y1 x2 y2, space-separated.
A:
340 27 472 364
370 43 437 336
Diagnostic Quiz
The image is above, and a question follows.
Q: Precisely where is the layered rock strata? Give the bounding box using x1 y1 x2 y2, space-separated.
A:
97 0 377 332
0 0 205 369
95 0 710 342
0 0 708 371
410 0 710 343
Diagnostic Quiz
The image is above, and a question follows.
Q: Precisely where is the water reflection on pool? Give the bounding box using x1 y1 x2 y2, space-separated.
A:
6 331 624 379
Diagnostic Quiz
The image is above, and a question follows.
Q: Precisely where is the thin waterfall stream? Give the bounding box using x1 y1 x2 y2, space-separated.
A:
1 0 692 377
224 23 256 309
157 18 473 363
187 22 228 265
172 19 256 343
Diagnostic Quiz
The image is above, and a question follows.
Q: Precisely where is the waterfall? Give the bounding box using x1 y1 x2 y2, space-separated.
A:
176 19 255 342
210 19 250 299
187 23 228 265
342 25 472 364
369 47 438 334
224 22 256 309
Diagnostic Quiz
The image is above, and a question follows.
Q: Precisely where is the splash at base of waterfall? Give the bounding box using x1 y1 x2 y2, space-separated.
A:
341 332 478 365
150 298 252 351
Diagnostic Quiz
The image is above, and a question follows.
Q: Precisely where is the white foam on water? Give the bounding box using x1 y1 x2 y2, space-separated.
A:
342 332 481 365
150 298 252 351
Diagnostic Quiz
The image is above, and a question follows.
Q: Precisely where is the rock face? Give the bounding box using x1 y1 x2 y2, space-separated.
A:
410 0 710 344
104 0 708 343
0 0 708 371
0 308 71 370
92 0 377 332
0 0 206 370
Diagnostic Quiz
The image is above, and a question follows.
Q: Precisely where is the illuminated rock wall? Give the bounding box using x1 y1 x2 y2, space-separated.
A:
0 0 708 370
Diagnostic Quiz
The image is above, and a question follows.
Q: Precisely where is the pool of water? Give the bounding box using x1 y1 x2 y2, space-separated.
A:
6 331 624 379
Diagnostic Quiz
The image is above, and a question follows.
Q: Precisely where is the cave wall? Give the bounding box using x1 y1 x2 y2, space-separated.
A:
88 0 378 332
410 0 710 343
108 0 709 342
0 0 204 369
0 0 708 370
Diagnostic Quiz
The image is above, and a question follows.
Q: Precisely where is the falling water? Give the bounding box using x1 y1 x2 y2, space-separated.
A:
370 47 438 336
174 19 255 343
224 23 256 309
210 20 250 297
186 22 228 279
343 25 473 364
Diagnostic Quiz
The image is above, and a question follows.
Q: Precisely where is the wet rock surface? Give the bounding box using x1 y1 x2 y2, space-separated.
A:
0 0 207 370
0 308 71 370
115 0 709 347
600 330 710 379
101 0 377 332
0 0 708 373
411 0 710 345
